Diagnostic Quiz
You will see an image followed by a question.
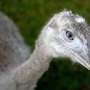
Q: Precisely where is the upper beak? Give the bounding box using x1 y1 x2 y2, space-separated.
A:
73 49 90 70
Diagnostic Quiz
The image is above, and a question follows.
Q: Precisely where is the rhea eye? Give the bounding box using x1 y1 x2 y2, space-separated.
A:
66 31 74 40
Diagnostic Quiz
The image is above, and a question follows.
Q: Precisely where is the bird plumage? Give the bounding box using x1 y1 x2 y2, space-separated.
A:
0 10 89 90
0 12 30 73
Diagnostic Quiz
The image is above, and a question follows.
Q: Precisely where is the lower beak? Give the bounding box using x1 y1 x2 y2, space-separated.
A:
73 52 90 70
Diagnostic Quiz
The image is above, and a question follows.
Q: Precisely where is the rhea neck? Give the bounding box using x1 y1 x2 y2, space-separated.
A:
14 42 52 89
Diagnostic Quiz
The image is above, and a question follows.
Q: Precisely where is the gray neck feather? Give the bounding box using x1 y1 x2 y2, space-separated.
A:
12 46 52 90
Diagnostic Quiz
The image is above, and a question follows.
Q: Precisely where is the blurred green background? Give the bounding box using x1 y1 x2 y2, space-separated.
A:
1 0 90 90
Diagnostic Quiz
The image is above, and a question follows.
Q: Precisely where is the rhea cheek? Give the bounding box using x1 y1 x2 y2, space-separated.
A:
66 37 83 52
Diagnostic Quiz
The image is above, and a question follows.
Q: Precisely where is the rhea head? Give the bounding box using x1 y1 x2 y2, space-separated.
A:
37 10 90 70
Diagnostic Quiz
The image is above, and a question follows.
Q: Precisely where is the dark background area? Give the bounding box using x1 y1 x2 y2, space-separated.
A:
0 0 90 90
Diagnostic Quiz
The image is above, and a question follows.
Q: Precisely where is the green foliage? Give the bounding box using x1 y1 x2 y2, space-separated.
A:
0 0 90 90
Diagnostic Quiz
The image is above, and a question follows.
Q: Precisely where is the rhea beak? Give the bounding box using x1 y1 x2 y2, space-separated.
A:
72 49 90 70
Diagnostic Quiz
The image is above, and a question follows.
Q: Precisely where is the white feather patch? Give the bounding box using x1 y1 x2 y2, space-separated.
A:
75 16 85 23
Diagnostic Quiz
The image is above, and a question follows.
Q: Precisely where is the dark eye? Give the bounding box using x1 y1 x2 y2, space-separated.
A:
66 31 74 40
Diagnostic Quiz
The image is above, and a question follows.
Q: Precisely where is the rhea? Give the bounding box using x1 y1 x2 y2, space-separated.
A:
0 10 90 90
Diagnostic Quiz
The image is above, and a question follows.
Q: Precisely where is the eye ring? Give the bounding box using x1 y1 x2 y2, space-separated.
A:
66 31 74 40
